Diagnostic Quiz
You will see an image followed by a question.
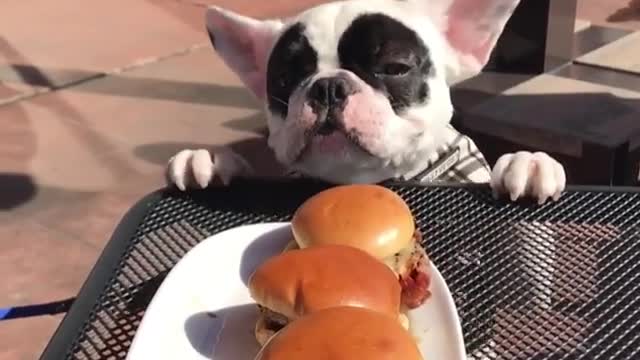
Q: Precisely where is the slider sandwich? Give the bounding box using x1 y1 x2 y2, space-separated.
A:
248 244 407 345
291 184 432 309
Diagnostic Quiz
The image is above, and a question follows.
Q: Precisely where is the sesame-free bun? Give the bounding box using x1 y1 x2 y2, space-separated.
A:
254 306 423 360
291 184 415 259
248 245 401 320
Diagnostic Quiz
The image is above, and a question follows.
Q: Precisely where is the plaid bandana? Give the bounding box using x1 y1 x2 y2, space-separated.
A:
287 125 492 184
397 125 492 184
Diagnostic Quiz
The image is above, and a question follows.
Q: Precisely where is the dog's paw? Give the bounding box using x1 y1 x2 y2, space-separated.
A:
166 148 253 191
490 151 566 205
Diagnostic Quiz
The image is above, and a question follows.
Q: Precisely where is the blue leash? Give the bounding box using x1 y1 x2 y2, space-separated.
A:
0 297 75 321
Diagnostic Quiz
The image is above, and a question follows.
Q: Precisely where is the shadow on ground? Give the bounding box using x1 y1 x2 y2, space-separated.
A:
607 0 640 22
0 173 37 210
0 63 260 109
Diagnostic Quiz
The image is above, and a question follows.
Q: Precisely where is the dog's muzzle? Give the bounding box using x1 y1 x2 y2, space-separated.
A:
307 76 356 135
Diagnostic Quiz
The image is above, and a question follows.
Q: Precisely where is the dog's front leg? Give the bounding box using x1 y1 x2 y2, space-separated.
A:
490 151 566 204
166 147 254 191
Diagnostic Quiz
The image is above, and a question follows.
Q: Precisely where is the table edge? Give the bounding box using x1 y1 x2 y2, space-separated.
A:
39 189 166 360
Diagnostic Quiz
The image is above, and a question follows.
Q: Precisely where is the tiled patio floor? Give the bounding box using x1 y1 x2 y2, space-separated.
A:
1 0 639 359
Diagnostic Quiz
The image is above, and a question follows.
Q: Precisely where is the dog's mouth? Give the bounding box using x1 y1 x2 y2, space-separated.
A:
293 114 372 162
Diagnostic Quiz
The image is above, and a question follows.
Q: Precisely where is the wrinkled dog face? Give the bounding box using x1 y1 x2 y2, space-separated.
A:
264 4 454 183
206 0 520 183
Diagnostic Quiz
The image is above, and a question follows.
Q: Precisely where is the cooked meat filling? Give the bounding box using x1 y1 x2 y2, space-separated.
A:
285 230 432 309
257 305 289 332
384 230 432 309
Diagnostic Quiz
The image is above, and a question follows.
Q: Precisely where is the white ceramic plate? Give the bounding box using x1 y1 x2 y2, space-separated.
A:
126 223 466 360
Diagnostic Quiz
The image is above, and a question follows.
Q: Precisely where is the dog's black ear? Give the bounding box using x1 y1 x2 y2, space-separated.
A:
205 6 283 100
409 0 521 84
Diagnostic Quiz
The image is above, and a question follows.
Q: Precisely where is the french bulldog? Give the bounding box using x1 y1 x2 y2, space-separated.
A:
167 0 566 204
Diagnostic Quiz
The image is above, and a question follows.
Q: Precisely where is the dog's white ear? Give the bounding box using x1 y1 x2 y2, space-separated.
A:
421 0 521 83
205 6 284 100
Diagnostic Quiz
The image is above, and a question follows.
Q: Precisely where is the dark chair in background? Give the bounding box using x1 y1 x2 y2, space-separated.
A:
452 0 640 187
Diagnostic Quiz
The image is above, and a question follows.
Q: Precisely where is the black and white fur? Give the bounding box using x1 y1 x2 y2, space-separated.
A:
167 0 566 204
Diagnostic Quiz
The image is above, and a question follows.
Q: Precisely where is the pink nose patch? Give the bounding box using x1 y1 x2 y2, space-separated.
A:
341 90 395 150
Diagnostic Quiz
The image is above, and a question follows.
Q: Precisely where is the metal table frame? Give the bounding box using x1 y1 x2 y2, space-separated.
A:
40 181 640 359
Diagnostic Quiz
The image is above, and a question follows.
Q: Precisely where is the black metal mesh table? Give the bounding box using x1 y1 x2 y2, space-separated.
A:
41 179 640 359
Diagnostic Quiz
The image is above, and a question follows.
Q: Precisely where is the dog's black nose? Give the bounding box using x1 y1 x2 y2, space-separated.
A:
308 77 353 108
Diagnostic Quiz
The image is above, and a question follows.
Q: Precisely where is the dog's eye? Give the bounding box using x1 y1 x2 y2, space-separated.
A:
380 63 412 76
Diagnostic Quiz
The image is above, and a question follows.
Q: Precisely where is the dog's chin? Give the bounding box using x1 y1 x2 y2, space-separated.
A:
290 132 393 184
296 131 363 160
